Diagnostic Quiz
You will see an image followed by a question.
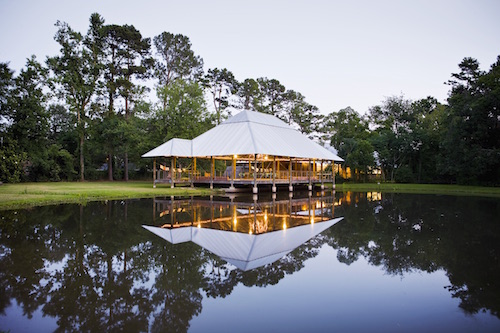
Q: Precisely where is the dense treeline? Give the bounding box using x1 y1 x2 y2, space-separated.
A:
0 13 499 185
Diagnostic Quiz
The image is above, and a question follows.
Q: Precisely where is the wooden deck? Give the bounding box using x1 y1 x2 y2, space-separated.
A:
154 171 333 192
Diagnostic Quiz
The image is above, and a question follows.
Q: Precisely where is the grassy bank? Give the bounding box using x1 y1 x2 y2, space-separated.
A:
1 181 499 211
334 182 500 197
0 181 218 210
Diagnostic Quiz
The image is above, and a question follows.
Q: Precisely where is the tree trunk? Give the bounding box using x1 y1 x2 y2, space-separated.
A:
80 133 85 181
108 153 113 181
124 97 129 181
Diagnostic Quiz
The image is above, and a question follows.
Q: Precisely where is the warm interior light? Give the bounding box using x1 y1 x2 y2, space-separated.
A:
197 223 201 228
233 154 238 159
283 222 287 230
233 217 237 225
249 230 253 234
310 216 315 224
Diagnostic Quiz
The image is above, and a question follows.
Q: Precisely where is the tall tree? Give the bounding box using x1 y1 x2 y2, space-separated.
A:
0 62 26 183
153 79 211 144
0 62 14 123
326 107 371 149
369 96 414 181
282 90 321 138
442 56 500 185
47 13 104 181
407 97 444 183
116 25 150 181
324 107 374 181
255 77 285 116
101 23 150 180
7 57 50 180
281 89 305 125
235 78 259 111
203 68 237 124
153 32 203 111
8 57 48 154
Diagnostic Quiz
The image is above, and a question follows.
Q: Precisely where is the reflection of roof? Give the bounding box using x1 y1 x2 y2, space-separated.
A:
142 110 343 161
143 217 343 271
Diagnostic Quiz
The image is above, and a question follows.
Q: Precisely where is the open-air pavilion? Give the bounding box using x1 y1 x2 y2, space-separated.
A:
142 110 343 193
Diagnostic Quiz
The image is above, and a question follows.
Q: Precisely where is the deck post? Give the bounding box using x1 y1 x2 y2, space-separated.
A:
308 159 312 191
253 154 258 194
153 158 156 188
321 160 324 190
288 157 293 192
332 161 336 189
210 156 214 190
191 157 196 188
171 157 175 188
272 156 276 193
229 155 236 191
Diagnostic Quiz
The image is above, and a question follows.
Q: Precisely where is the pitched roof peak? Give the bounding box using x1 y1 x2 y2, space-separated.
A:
222 109 290 129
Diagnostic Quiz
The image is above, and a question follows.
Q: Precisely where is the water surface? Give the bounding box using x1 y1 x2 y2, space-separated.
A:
0 191 499 332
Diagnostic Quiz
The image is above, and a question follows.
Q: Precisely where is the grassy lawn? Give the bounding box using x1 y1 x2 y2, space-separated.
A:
0 181 218 210
334 182 500 197
0 181 499 211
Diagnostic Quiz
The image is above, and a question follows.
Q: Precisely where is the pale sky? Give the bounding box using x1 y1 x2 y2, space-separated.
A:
1 0 499 115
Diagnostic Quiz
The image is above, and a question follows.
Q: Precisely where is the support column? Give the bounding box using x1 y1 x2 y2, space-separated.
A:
253 154 258 194
277 159 280 179
230 155 236 191
191 157 197 188
210 156 214 190
332 161 336 189
153 158 156 188
308 159 312 191
170 157 175 188
288 157 293 192
320 160 324 190
272 156 276 193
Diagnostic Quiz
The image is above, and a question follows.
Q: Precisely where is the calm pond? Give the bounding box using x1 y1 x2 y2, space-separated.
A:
1 191 499 332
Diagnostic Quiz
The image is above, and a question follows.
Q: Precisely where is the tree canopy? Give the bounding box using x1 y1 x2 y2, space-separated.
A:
0 12 499 186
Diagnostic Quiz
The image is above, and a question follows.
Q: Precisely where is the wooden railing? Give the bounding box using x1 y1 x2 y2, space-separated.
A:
156 169 333 183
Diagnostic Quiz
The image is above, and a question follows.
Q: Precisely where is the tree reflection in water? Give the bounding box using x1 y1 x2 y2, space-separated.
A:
0 191 499 332
330 191 500 318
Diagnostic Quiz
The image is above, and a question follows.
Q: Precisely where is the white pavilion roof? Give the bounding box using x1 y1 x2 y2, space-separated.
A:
142 138 192 158
143 217 343 271
142 110 343 161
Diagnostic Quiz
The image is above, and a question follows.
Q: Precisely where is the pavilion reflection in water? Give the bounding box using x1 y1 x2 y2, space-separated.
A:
143 192 343 271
